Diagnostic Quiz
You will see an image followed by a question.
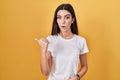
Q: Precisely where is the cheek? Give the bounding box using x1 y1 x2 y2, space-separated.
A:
57 20 60 25
66 20 72 26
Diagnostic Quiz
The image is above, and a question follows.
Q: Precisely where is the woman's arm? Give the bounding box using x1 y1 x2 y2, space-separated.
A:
78 53 88 78
36 38 52 76
40 49 52 76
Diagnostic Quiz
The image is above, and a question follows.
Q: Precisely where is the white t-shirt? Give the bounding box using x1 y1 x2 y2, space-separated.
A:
46 34 89 80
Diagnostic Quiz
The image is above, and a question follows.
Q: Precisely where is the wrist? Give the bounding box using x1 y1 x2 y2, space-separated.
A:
41 46 48 51
76 74 80 80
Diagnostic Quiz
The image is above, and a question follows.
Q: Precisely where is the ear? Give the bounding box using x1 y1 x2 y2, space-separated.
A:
72 18 75 23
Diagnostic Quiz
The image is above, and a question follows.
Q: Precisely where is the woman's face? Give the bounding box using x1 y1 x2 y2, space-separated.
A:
57 10 74 33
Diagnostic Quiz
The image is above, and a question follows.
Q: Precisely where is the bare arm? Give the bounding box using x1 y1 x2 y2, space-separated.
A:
35 38 52 76
78 53 88 78
40 48 52 76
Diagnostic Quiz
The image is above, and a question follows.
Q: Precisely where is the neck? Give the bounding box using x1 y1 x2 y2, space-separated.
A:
60 31 74 39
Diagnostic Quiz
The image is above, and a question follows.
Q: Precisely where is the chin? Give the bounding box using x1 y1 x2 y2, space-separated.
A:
61 30 69 32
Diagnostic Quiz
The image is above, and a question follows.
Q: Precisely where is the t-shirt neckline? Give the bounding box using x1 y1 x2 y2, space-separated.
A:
58 34 76 41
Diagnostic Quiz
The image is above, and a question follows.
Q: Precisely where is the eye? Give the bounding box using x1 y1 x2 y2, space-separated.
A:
65 16 70 19
57 16 61 19
66 17 70 19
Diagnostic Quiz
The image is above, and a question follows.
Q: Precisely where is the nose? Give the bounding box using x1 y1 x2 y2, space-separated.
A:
61 18 65 24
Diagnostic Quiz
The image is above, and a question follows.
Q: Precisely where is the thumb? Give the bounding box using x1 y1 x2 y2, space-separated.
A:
34 38 39 41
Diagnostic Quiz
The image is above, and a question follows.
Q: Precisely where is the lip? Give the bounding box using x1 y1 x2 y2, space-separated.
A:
61 26 66 27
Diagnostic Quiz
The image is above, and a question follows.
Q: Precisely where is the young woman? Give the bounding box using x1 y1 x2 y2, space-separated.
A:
35 4 89 80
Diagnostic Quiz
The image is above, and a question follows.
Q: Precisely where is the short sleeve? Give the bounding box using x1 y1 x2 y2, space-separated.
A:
46 36 53 52
79 38 89 55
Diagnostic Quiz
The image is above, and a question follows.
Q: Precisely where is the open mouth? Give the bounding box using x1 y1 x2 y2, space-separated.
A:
61 26 66 28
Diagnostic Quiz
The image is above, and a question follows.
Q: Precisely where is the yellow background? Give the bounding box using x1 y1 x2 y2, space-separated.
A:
0 0 120 80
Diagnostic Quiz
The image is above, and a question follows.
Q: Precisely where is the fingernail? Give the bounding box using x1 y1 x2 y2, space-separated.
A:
34 38 38 41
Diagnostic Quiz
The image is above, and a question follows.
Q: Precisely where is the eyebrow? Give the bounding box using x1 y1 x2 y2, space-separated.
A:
57 14 71 17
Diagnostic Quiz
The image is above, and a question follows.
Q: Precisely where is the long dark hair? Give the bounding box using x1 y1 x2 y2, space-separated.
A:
51 3 78 35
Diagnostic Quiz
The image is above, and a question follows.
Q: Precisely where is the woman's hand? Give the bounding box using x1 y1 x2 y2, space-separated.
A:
35 38 49 49
68 76 78 80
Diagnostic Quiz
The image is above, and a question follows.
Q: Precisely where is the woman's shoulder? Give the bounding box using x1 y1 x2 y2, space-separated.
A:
75 35 88 47
46 35 59 42
75 34 86 41
47 34 58 38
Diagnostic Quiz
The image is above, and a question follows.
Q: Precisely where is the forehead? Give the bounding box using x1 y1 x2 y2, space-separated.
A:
57 10 71 16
